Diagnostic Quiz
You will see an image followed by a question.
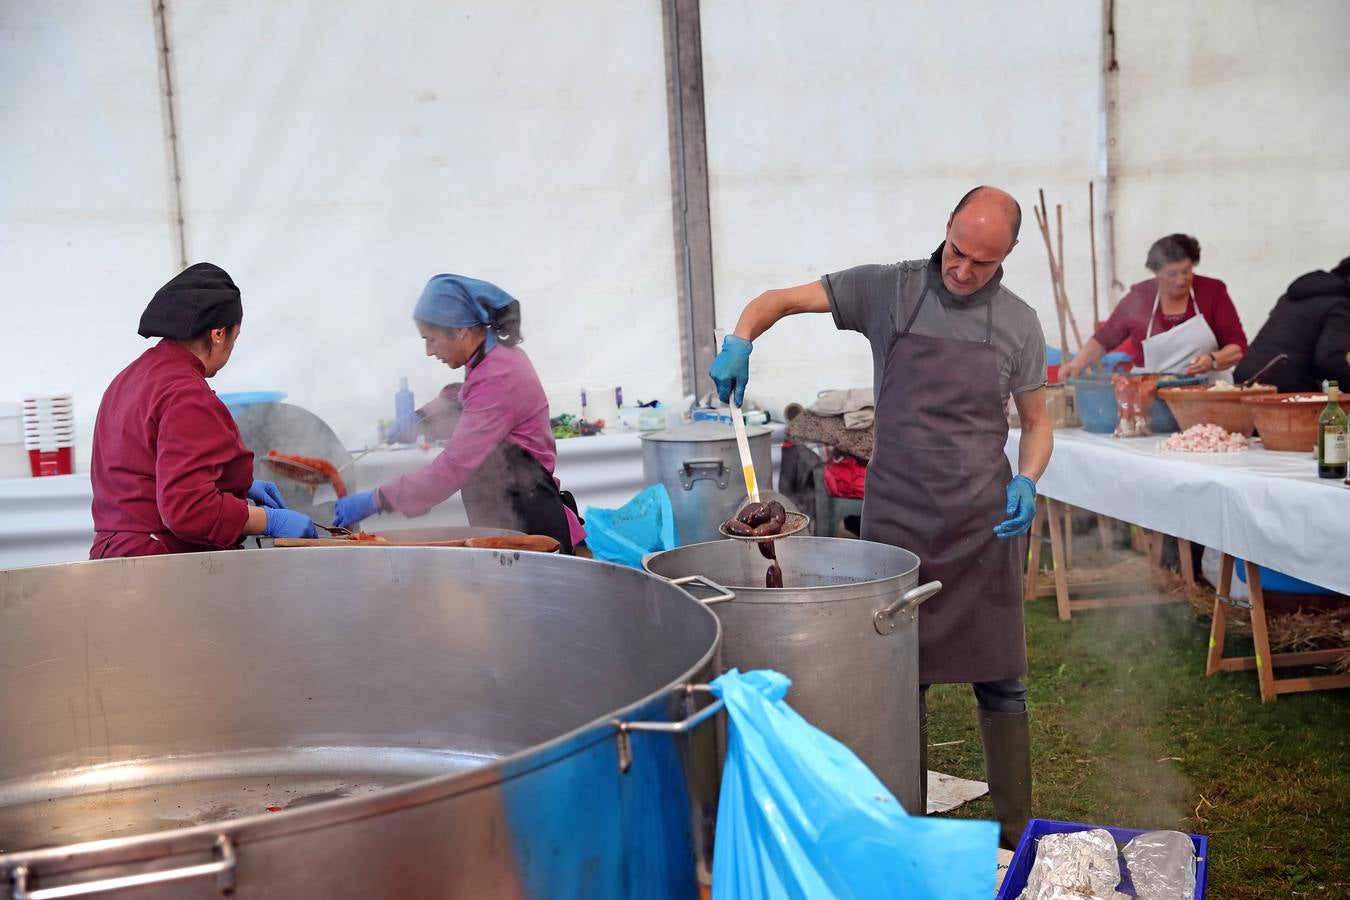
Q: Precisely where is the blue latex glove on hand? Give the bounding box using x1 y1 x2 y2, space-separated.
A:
709 335 753 407
994 475 1037 539
333 490 380 529
387 414 422 445
247 479 287 509
263 507 317 539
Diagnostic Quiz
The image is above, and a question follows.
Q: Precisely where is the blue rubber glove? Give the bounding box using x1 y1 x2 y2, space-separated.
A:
709 335 753 407
333 490 380 529
263 507 317 539
247 479 287 509
387 414 422 445
994 475 1037 539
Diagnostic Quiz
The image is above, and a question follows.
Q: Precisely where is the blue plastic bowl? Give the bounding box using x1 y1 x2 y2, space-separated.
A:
997 818 1208 899
1069 376 1205 434
219 391 287 411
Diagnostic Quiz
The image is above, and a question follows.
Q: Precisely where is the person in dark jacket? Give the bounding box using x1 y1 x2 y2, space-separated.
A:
1234 257 1350 392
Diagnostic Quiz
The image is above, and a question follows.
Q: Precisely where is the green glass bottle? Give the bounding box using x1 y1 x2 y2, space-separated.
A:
1317 381 1347 479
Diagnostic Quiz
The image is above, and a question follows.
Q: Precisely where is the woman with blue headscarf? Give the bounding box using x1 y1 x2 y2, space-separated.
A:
332 275 584 552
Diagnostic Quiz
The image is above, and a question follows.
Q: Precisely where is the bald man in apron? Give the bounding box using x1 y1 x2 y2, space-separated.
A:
709 187 1054 848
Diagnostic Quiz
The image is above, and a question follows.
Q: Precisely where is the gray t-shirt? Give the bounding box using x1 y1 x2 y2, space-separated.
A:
822 250 1048 407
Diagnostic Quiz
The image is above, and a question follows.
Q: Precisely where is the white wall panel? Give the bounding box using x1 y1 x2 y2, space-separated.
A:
0 1 178 466
1113 0 1350 333
700 0 1103 413
169 0 681 447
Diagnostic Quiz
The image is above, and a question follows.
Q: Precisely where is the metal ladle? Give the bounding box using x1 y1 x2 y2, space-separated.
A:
1239 353 1288 388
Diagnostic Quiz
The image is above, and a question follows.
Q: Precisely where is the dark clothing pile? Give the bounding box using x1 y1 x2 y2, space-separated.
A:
1233 271 1350 392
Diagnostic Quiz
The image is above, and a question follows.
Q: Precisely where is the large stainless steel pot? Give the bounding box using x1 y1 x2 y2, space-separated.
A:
641 421 773 545
644 536 939 814
0 549 721 898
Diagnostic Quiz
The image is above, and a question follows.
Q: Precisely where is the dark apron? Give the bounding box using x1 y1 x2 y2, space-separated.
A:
861 277 1026 684
460 440 576 554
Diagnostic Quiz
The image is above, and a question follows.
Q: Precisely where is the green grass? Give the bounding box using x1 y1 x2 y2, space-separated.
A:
927 593 1350 898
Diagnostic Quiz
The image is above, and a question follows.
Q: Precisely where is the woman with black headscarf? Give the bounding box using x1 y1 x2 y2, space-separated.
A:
89 263 316 559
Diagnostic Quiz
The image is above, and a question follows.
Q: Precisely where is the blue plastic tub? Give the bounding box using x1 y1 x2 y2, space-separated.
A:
1236 560 1334 595
997 818 1209 899
1069 376 1205 434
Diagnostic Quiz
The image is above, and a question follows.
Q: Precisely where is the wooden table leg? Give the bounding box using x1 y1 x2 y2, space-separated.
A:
1096 514 1113 551
1205 553 1234 676
1063 504 1074 569
1245 562 1278 703
1145 531 1164 569
1045 498 1072 622
1024 497 1045 603
1178 539 1196 589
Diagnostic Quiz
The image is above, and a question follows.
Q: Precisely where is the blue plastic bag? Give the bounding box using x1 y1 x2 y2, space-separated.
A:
711 669 998 900
583 483 679 568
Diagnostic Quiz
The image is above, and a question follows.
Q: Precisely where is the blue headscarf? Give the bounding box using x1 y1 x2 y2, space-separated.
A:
414 274 519 355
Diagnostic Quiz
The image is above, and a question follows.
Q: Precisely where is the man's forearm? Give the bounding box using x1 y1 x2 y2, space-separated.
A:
733 291 795 341
1018 416 1054 482
732 282 831 341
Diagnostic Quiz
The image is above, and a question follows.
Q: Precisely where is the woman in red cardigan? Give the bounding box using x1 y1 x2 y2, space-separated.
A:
1060 234 1248 379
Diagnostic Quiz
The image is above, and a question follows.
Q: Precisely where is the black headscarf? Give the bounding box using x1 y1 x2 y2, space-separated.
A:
138 263 243 340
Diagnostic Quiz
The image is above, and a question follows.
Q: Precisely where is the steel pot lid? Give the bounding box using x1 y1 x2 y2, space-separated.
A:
640 420 771 443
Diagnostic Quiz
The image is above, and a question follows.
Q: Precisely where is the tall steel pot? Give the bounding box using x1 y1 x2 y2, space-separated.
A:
0 548 722 899
640 421 773 545
644 536 939 814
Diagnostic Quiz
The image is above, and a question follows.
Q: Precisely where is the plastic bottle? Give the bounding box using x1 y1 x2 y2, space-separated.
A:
395 377 415 424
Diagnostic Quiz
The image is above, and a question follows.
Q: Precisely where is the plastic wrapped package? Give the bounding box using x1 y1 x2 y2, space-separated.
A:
710 669 998 900
1121 831 1197 900
1112 374 1161 437
1016 828 1127 900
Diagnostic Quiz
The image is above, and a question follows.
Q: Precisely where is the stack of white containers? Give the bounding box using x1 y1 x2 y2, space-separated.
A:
22 393 75 477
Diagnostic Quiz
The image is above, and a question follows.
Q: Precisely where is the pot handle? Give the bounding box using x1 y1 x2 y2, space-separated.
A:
670 574 736 605
873 580 942 635
620 684 723 734
678 458 729 490
10 834 236 900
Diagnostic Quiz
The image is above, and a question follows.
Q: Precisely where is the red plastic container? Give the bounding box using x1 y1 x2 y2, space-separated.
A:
28 447 73 477
1047 364 1061 384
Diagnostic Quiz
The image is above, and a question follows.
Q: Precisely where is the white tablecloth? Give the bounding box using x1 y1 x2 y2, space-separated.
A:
1007 428 1350 594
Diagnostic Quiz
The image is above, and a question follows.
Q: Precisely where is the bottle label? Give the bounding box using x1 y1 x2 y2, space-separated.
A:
1325 430 1348 465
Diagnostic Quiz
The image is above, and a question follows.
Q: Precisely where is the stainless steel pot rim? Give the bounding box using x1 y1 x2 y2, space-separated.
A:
647 536 920 595
0 548 723 873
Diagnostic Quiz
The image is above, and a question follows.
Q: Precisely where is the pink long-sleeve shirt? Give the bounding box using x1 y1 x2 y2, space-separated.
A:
378 345 584 544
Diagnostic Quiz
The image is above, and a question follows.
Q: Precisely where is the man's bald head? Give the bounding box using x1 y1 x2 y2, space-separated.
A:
952 186 1022 242
940 186 1022 296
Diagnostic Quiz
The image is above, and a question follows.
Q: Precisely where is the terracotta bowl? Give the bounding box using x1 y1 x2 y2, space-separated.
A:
1157 384 1278 436
1242 392 1350 452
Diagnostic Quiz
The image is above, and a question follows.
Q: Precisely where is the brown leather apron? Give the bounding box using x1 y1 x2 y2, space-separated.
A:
860 276 1026 684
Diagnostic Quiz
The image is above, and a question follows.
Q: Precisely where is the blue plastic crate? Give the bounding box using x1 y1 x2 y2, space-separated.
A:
997 818 1208 899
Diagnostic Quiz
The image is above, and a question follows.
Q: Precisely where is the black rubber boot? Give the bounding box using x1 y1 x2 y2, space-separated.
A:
978 708 1032 850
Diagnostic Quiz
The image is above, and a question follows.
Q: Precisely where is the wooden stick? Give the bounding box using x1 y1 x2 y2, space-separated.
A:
1089 181 1100 326
1035 198 1070 359
1056 204 1084 349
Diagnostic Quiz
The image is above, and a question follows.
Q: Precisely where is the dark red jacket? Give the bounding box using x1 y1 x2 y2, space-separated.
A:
90 339 253 558
1093 274 1249 367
